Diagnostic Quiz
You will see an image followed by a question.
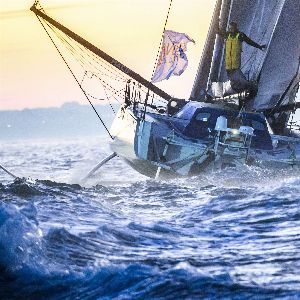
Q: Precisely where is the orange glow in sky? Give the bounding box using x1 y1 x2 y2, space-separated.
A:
0 0 216 110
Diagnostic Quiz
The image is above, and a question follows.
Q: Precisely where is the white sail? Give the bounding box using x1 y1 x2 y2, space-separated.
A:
191 0 300 112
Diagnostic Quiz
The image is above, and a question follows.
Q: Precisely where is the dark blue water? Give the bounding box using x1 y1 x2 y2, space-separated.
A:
0 138 300 299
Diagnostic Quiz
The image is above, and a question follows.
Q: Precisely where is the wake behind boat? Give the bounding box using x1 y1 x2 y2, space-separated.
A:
30 0 300 179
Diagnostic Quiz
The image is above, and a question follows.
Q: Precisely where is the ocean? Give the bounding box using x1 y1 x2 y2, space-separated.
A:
0 137 299 299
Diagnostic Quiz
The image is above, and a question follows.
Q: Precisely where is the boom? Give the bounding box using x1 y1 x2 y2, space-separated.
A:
30 3 173 101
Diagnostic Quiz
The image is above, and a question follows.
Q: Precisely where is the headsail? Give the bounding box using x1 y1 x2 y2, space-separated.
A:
251 0 300 111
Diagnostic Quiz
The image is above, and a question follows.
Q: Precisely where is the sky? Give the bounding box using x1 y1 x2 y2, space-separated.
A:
0 0 299 123
0 0 216 111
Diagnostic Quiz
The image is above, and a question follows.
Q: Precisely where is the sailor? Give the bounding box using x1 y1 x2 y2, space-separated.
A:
217 21 266 94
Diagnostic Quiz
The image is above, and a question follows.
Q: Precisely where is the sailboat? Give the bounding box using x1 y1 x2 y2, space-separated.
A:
31 0 300 179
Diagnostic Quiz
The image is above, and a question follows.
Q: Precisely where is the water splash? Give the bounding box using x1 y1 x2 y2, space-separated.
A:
0 139 299 299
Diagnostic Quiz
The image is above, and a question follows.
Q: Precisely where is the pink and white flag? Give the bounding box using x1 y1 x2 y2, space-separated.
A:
151 30 195 83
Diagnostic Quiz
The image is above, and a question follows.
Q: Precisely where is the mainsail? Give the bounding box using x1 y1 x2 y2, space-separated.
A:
191 0 300 114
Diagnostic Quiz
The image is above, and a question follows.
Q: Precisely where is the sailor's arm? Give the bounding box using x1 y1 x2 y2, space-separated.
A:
241 33 266 50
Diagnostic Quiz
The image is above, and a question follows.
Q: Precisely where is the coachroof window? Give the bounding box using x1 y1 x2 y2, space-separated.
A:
195 112 211 122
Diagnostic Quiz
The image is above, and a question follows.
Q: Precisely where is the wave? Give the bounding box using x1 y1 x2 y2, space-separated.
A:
0 172 300 299
0 202 44 274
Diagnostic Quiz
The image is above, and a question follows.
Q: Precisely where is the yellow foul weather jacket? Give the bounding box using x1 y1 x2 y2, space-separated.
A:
225 33 242 70
217 27 262 71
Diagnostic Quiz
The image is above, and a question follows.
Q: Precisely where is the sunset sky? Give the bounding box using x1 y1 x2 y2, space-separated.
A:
0 0 216 110
0 0 299 123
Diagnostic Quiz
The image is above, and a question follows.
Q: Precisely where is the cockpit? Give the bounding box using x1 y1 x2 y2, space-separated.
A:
171 101 273 150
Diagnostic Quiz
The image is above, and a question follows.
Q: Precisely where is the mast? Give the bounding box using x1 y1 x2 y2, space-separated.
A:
30 3 173 101
208 0 232 84
190 0 223 101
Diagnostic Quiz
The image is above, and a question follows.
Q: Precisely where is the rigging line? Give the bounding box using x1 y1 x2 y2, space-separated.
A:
49 24 127 82
76 43 128 80
37 16 114 140
56 27 128 80
110 93 123 104
42 17 127 79
270 62 300 115
45 20 122 114
80 74 122 105
32 4 173 101
103 87 125 104
78 70 120 104
81 70 87 86
58 35 127 83
46 22 126 83
104 87 124 104
50 27 89 66
46 19 166 103
100 82 116 114
70 43 127 82
78 72 119 112
134 79 168 103
150 0 173 80
46 23 99 73
46 22 125 101
44 15 164 105
138 87 167 104
66 34 128 79
91 72 127 100
78 78 107 101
